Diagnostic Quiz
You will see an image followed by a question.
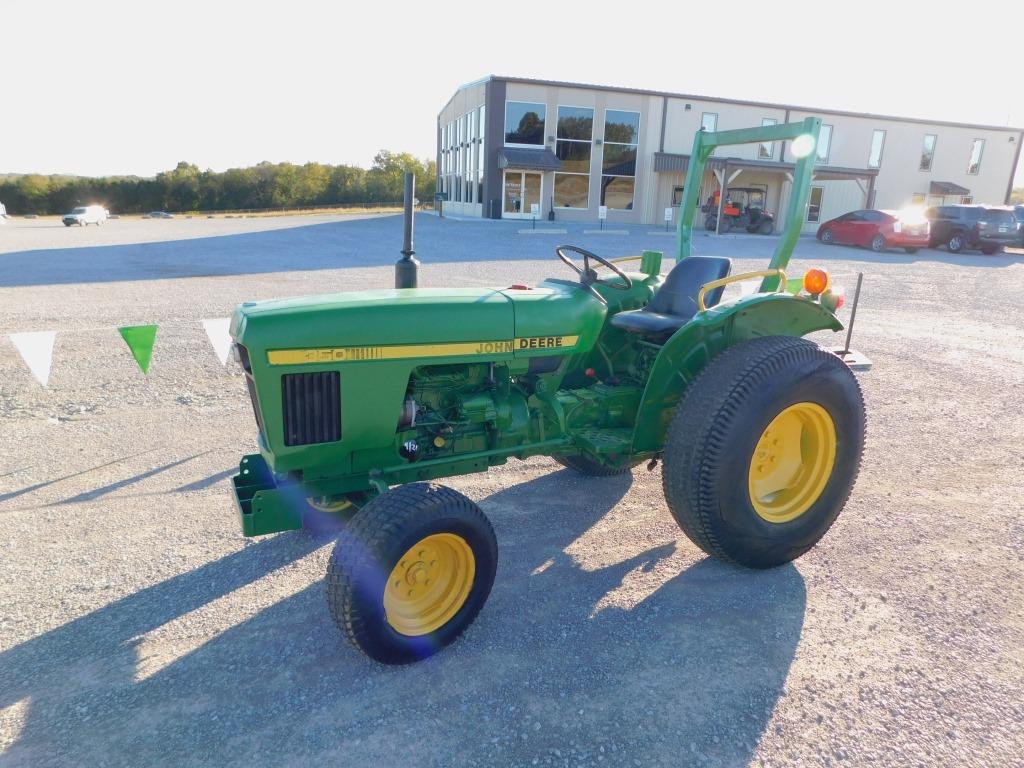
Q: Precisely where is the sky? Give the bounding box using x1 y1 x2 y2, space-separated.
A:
3 0 1023 185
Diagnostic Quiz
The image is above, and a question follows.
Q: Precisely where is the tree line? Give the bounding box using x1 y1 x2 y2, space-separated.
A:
0 151 436 215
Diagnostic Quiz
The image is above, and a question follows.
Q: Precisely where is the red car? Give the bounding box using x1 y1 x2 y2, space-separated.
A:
817 209 930 253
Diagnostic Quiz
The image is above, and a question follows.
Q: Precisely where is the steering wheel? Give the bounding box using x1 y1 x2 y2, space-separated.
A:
555 245 633 293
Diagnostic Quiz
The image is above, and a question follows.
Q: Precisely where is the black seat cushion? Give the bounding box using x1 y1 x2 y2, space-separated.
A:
611 256 732 337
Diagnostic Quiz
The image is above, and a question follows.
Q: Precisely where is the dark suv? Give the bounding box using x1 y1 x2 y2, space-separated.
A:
1010 205 1024 247
925 205 1018 254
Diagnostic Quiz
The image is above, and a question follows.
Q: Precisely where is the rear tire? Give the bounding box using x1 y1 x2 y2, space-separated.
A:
870 234 886 252
704 215 717 232
325 483 497 664
820 228 834 244
662 336 865 569
946 232 965 253
758 219 774 235
718 218 733 234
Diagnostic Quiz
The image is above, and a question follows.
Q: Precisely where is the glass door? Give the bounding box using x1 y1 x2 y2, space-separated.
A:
522 173 541 216
503 171 523 216
503 171 543 218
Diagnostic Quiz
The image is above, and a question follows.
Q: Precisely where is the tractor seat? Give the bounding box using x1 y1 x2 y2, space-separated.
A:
610 256 732 338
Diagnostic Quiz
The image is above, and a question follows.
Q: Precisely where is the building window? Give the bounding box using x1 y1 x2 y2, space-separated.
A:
468 112 477 203
672 186 685 206
816 125 833 163
504 101 546 145
967 139 984 175
601 109 640 210
759 118 777 159
960 195 974 204
554 106 593 208
701 112 717 132
478 104 485 204
554 174 590 209
868 129 886 169
806 186 824 222
920 134 936 171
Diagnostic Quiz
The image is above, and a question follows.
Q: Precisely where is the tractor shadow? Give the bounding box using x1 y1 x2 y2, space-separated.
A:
0 468 805 767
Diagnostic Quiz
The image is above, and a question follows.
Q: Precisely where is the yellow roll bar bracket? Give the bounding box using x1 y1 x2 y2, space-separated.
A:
697 269 787 312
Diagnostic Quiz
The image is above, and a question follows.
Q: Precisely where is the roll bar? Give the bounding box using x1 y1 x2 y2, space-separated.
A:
676 117 822 292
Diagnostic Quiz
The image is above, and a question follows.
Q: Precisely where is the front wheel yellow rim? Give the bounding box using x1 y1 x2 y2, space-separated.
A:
306 496 353 513
748 402 837 523
383 533 475 637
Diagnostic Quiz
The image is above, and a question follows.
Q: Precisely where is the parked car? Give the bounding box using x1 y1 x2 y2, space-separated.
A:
816 209 930 253
924 205 1017 254
62 205 107 227
1009 204 1024 247
144 211 175 219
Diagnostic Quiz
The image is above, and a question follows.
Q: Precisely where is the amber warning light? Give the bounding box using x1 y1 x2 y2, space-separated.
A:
803 268 831 295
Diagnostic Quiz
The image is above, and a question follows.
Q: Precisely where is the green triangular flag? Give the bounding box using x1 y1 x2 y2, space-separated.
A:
118 324 158 374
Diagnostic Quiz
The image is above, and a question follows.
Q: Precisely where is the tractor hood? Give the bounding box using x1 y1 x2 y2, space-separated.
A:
231 282 606 366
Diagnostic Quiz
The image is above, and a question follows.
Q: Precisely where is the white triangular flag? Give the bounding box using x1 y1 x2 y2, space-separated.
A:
10 331 57 386
202 318 232 365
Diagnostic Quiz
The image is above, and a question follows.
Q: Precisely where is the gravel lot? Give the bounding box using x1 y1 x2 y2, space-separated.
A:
1 214 1023 767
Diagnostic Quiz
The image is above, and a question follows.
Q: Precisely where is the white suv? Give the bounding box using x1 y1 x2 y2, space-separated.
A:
63 205 108 227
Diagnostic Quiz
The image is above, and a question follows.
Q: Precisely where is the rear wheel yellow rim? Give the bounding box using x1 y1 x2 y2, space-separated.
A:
384 533 475 637
748 402 837 523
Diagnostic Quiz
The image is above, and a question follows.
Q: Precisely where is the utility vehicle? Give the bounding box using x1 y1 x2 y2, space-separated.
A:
702 187 775 234
229 118 867 663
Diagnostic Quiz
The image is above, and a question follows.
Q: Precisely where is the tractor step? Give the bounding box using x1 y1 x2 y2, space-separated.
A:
572 427 634 456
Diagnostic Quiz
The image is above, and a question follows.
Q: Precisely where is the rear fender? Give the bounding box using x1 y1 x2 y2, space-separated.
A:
631 294 842 453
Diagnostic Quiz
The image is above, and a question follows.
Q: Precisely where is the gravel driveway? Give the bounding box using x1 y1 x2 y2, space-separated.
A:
1 214 1022 767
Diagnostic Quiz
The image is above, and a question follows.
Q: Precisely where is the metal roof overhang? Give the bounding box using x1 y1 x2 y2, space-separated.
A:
929 180 971 196
653 152 879 180
499 148 562 171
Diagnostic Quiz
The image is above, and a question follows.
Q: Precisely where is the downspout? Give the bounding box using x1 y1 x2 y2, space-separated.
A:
1004 131 1024 204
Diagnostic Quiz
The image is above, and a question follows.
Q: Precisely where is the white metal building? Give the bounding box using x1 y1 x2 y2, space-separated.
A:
437 76 1023 231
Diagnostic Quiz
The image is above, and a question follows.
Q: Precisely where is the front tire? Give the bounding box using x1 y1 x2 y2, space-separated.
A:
870 234 886 252
325 483 497 664
946 232 965 253
662 336 865 569
758 219 774 235
820 228 834 244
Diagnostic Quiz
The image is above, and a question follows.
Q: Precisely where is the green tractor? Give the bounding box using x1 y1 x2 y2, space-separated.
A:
229 118 866 663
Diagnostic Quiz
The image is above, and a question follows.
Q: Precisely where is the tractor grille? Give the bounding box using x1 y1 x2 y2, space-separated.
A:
236 344 267 440
244 373 267 439
282 371 341 446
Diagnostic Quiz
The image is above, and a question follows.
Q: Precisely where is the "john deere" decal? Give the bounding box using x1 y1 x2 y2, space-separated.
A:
266 336 580 365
